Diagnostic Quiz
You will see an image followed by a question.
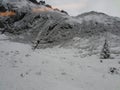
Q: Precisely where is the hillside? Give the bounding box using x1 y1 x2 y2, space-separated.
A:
0 1 120 49
0 1 120 90
0 34 120 90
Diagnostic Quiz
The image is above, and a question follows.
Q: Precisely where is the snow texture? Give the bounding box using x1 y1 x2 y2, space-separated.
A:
0 34 120 90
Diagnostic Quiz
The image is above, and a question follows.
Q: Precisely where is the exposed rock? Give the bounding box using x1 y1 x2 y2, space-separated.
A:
61 10 68 15
0 20 4 28
0 4 7 12
28 0 40 4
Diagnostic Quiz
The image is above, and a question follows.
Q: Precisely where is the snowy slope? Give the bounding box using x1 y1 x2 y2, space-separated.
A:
3 0 39 9
76 11 119 24
0 1 120 90
0 34 120 90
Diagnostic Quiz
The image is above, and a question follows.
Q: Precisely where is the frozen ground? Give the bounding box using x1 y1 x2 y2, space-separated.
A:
0 34 120 90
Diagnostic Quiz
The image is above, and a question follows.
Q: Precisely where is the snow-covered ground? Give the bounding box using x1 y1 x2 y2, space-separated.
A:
0 34 120 90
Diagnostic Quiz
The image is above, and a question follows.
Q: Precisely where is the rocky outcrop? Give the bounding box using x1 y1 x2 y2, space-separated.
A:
28 0 40 4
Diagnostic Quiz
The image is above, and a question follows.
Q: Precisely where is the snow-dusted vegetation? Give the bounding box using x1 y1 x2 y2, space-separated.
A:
0 0 120 90
0 34 120 90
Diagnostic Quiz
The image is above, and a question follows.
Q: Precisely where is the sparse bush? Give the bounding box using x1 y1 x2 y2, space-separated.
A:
109 67 119 75
100 39 111 59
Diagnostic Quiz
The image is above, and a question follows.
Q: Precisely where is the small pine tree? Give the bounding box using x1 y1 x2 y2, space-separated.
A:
100 39 111 59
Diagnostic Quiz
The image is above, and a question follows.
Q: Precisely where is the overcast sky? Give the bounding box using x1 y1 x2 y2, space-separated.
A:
37 0 120 17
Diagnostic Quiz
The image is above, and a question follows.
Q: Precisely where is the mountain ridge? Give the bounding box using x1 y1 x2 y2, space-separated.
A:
0 0 120 50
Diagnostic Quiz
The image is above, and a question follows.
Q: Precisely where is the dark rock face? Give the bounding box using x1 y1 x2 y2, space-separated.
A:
61 10 68 15
0 5 7 12
0 21 4 28
45 4 52 8
39 1 45 5
28 0 46 5
28 0 40 4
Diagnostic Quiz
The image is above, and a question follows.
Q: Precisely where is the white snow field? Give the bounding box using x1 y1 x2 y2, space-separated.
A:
0 34 120 90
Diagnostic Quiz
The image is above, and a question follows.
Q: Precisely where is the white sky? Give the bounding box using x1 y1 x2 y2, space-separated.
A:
37 0 120 17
